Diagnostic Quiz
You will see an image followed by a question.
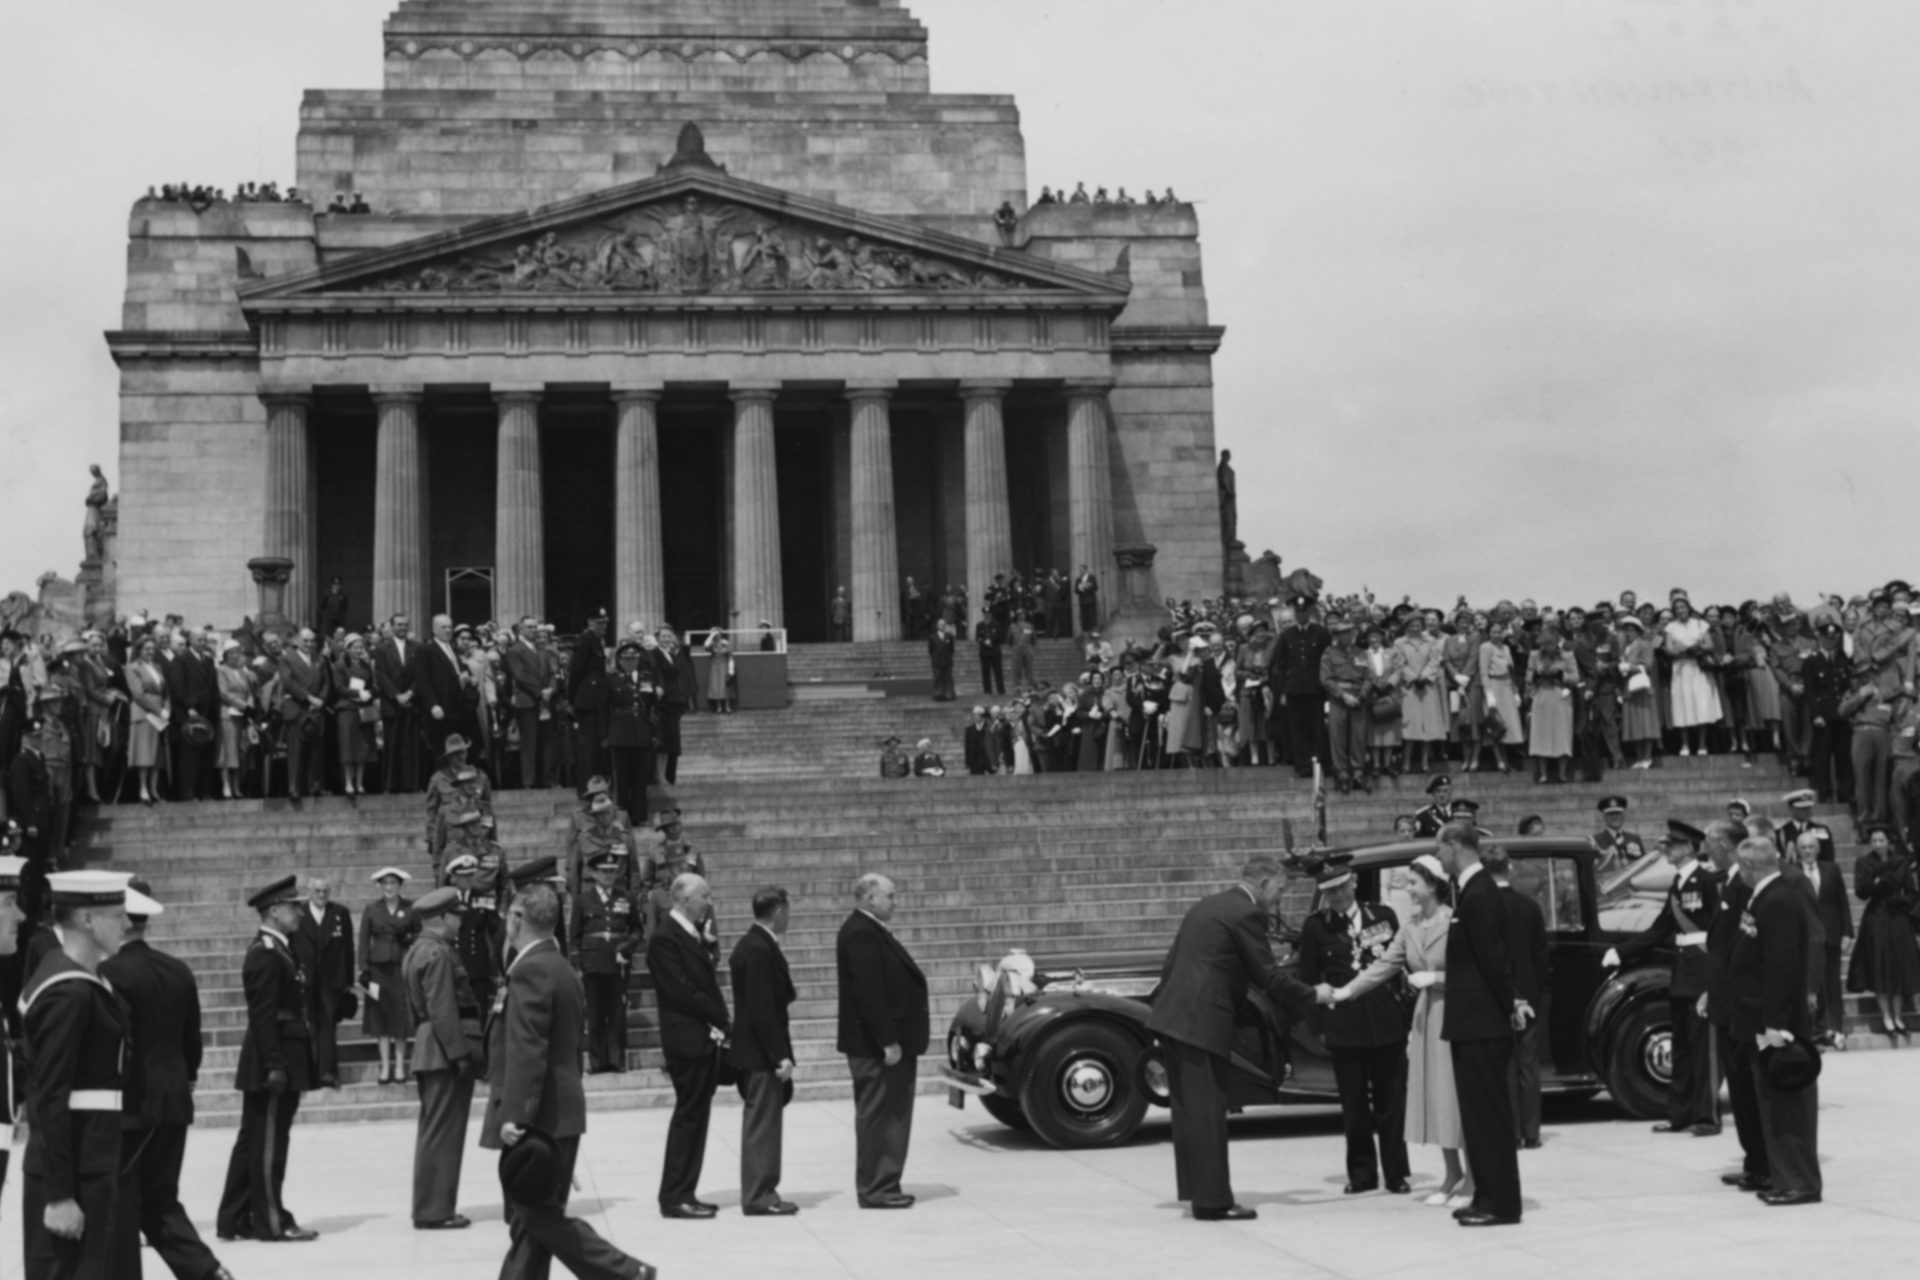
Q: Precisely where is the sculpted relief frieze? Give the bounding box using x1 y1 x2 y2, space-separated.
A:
357 196 1039 297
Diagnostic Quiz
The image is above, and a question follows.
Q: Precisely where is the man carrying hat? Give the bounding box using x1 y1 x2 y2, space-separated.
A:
1605 820 1722 1135
1775 790 1836 865
23 872 162 1275
573 850 641 1075
403 887 485 1230
1412 776 1453 838
101 875 234 1280
424 733 494 873
1295 859 1410 1195
1591 796 1648 876
216 875 320 1243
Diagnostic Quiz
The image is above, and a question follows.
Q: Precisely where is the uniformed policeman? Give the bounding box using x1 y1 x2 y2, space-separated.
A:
573 851 641 1074
568 787 637 900
21 870 162 1278
0 854 26 1205
424 734 495 876
1294 860 1409 1195
444 852 506 1015
1448 798 1481 826
1605 820 1722 1135
1775 789 1836 864
1412 776 1453 838
1591 796 1648 875
215 875 319 1243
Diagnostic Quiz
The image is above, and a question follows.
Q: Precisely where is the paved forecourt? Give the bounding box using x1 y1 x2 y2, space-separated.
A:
2 1046 1909 1280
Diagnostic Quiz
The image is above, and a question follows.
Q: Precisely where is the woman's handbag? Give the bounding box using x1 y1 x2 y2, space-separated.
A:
1371 692 1402 721
1481 705 1508 741
1626 670 1653 695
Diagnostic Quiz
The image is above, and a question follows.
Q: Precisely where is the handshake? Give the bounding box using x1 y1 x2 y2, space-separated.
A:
1313 983 1346 1006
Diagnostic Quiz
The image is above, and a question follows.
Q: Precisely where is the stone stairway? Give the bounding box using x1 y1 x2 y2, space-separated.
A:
70 734 1884 1127
784 639 1092 694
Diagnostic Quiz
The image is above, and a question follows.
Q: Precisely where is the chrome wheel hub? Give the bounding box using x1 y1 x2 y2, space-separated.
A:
1060 1058 1115 1114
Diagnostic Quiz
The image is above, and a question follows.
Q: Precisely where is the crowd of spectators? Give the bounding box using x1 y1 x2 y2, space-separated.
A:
145 181 305 206
909 581 1920 846
1034 183 1183 206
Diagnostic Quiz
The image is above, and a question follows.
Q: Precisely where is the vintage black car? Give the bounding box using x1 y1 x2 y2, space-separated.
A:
941 838 1682 1148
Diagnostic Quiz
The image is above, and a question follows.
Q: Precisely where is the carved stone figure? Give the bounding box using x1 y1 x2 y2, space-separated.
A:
1216 449 1237 550
83 464 111 562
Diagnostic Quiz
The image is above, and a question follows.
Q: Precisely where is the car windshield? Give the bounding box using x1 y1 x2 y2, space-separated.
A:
1595 849 1675 934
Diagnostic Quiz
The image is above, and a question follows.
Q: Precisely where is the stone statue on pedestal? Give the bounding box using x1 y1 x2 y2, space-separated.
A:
83 464 111 562
1216 450 1237 551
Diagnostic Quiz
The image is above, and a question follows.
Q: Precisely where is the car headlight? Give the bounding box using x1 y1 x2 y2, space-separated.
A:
973 1041 991 1071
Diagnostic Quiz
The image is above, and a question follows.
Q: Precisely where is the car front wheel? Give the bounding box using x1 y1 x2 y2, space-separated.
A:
1604 999 1673 1120
980 1092 1032 1131
1019 1022 1149 1149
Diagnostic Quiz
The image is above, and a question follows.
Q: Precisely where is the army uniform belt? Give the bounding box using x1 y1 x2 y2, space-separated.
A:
585 931 623 941
68 1090 121 1111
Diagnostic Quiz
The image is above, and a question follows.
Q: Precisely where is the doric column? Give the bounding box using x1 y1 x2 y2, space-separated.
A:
612 387 665 632
259 390 313 625
1066 379 1117 625
493 386 546 624
370 386 428 628
729 382 784 631
846 382 899 642
961 380 1015 622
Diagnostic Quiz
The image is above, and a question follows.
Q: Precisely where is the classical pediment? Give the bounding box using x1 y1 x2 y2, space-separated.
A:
242 166 1127 309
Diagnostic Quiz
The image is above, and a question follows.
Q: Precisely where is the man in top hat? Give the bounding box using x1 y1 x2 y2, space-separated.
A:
1294 859 1410 1194
1591 796 1647 876
444 850 507 1015
1413 776 1453 838
1718 837 1822 1206
0 854 24 1207
647 873 731 1218
1775 790 1835 864
22 871 162 1276
730 886 799 1216
101 876 233 1280
1605 820 1722 1135
568 780 638 899
403 887 485 1231
573 850 641 1075
216 875 320 1243
291 875 355 1089
425 733 494 872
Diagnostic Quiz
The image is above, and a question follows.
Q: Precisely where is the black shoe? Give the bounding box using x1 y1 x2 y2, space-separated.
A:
858 1193 916 1210
661 1202 717 1220
1342 1182 1379 1195
1451 1206 1480 1220
1738 1175 1774 1193
1192 1204 1257 1221
1387 1178 1412 1194
1719 1172 1752 1186
1689 1122 1721 1137
1650 1122 1690 1134
1760 1189 1821 1207
1521 1138 1543 1150
692 1199 720 1213
414 1215 471 1230
1457 1212 1520 1227
744 1200 800 1216
275 1226 320 1242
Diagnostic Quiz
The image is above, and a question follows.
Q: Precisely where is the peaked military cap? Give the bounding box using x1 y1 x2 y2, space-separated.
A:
246 874 300 911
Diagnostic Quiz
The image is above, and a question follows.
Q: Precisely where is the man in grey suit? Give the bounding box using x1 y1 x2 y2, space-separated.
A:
729 886 798 1216
836 873 930 1209
403 887 485 1230
503 617 549 790
482 884 649 1280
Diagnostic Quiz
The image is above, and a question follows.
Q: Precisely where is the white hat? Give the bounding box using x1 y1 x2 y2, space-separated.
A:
47 870 164 916
370 866 412 884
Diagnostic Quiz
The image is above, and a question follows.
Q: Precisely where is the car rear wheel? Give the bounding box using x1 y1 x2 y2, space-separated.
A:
1019 1022 1149 1149
1605 999 1673 1120
979 1091 1032 1131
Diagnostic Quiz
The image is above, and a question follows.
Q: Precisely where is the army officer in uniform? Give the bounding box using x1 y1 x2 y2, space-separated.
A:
22 870 163 1279
1592 795 1648 875
1295 860 1410 1194
1412 776 1453 838
404 887 486 1230
217 875 320 1243
573 850 641 1075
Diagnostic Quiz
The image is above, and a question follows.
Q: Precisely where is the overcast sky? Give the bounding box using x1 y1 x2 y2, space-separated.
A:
3 0 1915 610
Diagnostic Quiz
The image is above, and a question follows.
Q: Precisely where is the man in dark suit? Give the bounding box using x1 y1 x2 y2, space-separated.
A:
375 614 424 793
482 883 650 1278
503 617 549 790
101 877 232 1280
1436 823 1526 1227
1786 829 1851 1045
1269 599 1332 777
1486 847 1549 1149
291 876 355 1087
277 629 329 800
216 875 320 1243
652 627 698 786
166 628 219 800
1605 819 1722 1135
1143 855 1322 1221
7 723 54 921
1706 820 1769 1190
836 873 930 1209
412 613 466 763
317 577 350 637
646 871 730 1219
567 610 612 791
1722 837 1822 1206
729 886 799 1216
963 705 997 775
403 887 484 1230
927 621 956 702
1294 860 1409 1194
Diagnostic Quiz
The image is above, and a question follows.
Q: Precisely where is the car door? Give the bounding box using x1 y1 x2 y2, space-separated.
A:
1511 851 1605 1080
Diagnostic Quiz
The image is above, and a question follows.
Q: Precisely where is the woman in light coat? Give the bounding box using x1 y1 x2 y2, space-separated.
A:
1393 611 1448 775
124 634 168 804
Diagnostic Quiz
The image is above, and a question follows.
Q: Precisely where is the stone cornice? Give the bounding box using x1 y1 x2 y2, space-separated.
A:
104 330 258 363
383 36 929 65
1110 325 1226 354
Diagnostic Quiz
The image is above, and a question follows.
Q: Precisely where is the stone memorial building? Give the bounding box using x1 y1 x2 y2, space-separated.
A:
108 0 1226 640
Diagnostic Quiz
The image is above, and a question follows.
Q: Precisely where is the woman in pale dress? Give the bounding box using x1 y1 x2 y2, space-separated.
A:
1394 612 1448 775
331 633 379 795
214 640 256 798
705 632 734 713
1363 626 1401 778
124 635 168 804
1663 595 1723 755
1526 628 1577 783
1010 698 1036 775
1477 622 1524 773
1443 611 1486 768
1334 855 1472 1207
1732 602 1781 763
